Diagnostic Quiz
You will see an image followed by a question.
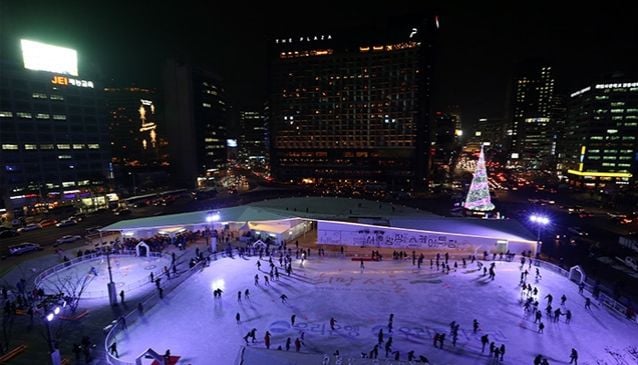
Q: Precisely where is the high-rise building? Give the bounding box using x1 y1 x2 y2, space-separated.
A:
0 39 112 217
508 61 556 168
239 110 267 166
562 79 638 189
269 17 438 190
104 87 169 192
431 112 457 170
163 59 228 188
469 118 505 150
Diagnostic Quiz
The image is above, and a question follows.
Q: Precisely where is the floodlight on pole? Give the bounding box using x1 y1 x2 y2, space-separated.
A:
46 313 54 322
53 307 60 315
529 214 550 257
206 212 220 223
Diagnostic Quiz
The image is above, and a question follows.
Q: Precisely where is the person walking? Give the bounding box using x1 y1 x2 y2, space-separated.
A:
119 290 125 304
264 331 271 349
254 274 259 285
499 344 505 361
473 319 479 333
569 348 578 364
480 334 489 353
280 294 288 303
109 341 119 357
236 312 241 323
286 337 291 351
585 297 592 309
330 317 337 330
238 291 242 302
245 289 250 299
295 337 301 352
538 322 545 334
561 294 567 306
291 314 296 326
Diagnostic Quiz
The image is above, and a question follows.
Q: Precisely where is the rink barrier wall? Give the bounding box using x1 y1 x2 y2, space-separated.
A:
34 251 170 298
104 258 207 365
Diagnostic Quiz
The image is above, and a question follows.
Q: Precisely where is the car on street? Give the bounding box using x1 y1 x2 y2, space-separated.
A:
8 242 42 256
568 226 589 236
113 207 132 216
54 235 82 246
56 218 78 227
39 219 58 228
0 229 19 239
17 223 41 233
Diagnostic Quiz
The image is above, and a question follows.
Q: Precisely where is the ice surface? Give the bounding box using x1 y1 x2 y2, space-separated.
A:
113 255 638 364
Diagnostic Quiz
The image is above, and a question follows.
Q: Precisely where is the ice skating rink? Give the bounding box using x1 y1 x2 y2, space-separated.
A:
116 255 638 364
39 254 172 298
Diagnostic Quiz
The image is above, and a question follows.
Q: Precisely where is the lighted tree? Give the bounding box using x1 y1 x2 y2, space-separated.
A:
464 145 495 211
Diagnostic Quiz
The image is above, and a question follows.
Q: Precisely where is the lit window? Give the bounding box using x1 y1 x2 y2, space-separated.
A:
35 113 50 119
0 111 12 118
24 144 37 150
40 144 54 150
2 144 18 150
32 92 48 99
73 144 85 149
57 144 70 149
57 155 72 159
53 115 67 120
17 112 32 119
50 95 64 100
88 144 100 149
202 103 211 108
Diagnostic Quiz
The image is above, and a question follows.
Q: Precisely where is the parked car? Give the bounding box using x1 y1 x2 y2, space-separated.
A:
39 219 58 228
69 213 85 222
17 223 41 233
113 207 132 216
56 218 78 227
54 235 82 246
568 226 589 236
0 230 19 239
8 242 42 256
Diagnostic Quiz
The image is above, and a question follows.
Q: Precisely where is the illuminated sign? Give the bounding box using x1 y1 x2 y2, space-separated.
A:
595 82 638 89
51 75 94 88
567 170 632 178
227 139 238 147
21 39 78 76
570 86 591 97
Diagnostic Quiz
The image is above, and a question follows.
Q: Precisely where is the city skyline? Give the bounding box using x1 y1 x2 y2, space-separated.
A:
3 2 637 129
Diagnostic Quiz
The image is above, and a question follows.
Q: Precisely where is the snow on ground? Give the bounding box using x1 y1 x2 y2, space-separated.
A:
39 255 171 298
115 255 638 365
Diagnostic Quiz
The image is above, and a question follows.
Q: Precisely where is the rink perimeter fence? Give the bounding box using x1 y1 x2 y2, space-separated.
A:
104 248 637 365
104 256 208 365
33 250 170 298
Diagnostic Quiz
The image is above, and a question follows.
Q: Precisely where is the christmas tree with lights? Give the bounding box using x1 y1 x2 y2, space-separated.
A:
464 144 495 211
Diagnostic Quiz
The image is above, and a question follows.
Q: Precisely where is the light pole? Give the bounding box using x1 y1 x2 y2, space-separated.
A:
529 214 550 258
206 212 221 253
43 301 65 365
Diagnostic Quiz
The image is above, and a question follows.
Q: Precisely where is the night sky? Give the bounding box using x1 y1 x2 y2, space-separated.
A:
2 1 637 131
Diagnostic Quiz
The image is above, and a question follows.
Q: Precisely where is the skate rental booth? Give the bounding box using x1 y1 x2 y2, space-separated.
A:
100 197 537 254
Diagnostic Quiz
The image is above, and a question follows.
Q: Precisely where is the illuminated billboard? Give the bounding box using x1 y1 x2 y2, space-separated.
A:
21 39 78 76
227 139 238 147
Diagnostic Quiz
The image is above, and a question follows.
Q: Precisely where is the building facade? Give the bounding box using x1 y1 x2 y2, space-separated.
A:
431 112 458 171
563 80 638 189
508 62 556 168
238 110 267 166
0 39 112 217
164 59 228 188
269 17 438 190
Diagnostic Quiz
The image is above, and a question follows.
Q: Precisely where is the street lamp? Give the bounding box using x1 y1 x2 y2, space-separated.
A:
529 214 550 257
43 299 66 365
206 212 221 253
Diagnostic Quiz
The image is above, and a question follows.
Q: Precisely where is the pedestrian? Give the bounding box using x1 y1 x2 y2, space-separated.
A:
245 289 250 299
473 319 479 333
545 293 553 305
264 331 271 349
538 322 544 333
481 334 489 352
119 290 125 304
286 337 291 351
585 297 591 309
378 328 384 344
137 302 144 315
578 282 585 294
257 261 261 270
236 312 241 323
109 342 118 357
295 337 301 352
561 294 567 305
280 294 288 303
264 275 269 286
499 344 505 361
534 354 543 365
330 317 336 330
291 314 296 326
408 350 415 361
238 291 242 302
569 348 578 364
489 342 495 356
566 309 572 323
254 274 259 285
163 349 171 363
360 259 365 270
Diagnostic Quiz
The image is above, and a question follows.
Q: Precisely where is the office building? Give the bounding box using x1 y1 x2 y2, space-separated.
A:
563 80 638 189
0 39 112 217
164 59 228 188
269 17 438 190
239 110 267 166
431 112 458 170
508 61 556 168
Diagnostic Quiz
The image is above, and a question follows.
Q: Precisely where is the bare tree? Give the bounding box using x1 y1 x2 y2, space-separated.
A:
47 272 94 313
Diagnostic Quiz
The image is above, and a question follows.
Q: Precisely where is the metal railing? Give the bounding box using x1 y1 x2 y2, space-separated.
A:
34 251 169 298
104 258 206 365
